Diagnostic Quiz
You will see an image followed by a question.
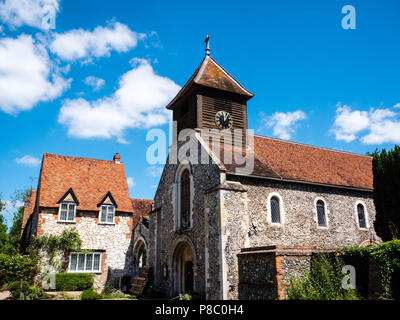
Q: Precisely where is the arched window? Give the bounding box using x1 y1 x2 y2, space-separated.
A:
357 203 366 229
180 169 191 229
270 196 281 223
316 200 327 227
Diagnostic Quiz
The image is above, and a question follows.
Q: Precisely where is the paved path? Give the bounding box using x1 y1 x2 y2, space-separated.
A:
0 291 11 300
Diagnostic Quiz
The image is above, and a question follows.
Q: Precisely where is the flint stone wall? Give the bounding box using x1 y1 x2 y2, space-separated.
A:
149 142 221 298
238 246 313 300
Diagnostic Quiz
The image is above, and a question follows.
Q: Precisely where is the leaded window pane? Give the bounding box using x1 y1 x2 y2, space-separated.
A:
101 206 107 222
357 204 366 228
70 254 77 271
60 203 68 221
85 254 93 271
93 254 100 271
270 197 280 223
77 254 85 271
317 200 326 227
107 206 114 223
67 204 75 221
180 169 191 229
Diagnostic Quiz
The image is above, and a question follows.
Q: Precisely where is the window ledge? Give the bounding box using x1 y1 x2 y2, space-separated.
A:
57 220 76 224
98 222 115 226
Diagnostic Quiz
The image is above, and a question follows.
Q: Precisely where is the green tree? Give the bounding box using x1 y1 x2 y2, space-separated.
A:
372 146 400 241
0 195 11 254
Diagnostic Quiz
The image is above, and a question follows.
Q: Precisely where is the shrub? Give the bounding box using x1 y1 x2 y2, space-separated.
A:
7 281 47 300
8 281 30 300
371 239 400 299
26 286 48 300
81 289 103 300
0 253 39 285
287 253 360 300
338 246 372 299
55 273 93 291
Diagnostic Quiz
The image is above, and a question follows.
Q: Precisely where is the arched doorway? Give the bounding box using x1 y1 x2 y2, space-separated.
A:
172 241 195 295
133 238 147 277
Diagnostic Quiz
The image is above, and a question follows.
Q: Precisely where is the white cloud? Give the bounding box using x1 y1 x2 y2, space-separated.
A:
58 58 180 141
0 0 59 30
265 110 307 140
332 104 400 144
49 21 145 62
84 76 105 91
127 177 135 189
147 166 163 178
15 155 41 167
393 102 400 109
0 34 70 114
332 105 370 142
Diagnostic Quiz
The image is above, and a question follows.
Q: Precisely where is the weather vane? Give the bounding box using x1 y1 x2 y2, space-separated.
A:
205 35 210 56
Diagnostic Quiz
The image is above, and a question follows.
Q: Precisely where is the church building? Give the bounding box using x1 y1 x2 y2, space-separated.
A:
133 39 380 300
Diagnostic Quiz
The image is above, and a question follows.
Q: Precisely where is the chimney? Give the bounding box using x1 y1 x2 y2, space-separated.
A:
113 153 121 164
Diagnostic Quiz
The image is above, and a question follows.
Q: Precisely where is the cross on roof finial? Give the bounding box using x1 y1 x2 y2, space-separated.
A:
205 35 210 56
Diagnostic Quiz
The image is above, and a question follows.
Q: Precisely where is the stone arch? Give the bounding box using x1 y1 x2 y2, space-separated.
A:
133 236 147 277
168 235 197 296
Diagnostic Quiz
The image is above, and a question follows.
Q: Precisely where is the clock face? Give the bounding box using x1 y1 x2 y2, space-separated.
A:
215 111 233 129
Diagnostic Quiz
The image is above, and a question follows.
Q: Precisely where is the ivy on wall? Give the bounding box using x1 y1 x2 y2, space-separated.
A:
339 240 400 299
34 228 83 272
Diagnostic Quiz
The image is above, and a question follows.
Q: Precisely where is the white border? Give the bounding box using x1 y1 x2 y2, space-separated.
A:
98 204 116 225
267 192 285 226
313 197 329 229
354 200 369 230
57 202 76 223
68 252 102 273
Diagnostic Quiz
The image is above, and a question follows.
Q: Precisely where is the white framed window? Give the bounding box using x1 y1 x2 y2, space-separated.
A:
267 192 285 225
99 205 115 224
355 201 369 230
68 252 101 273
58 202 76 222
313 197 329 229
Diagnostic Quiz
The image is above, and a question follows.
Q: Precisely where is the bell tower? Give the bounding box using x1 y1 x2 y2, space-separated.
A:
166 36 254 149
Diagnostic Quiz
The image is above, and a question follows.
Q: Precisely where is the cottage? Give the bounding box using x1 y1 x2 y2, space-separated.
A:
20 153 152 290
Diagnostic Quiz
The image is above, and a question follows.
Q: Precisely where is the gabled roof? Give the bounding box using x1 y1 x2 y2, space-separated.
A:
21 190 36 235
131 198 154 229
166 55 253 110
57 188 79 205
207 135 373 191
37 153 133 213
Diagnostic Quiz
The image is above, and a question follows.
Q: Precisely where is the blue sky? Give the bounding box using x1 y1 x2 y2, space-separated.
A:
0 0 399 228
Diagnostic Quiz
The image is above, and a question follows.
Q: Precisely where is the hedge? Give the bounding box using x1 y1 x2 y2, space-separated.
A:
339 239 400 299
0 253 39 285
81 288 103 300
54 273 94 291
338 246 371 299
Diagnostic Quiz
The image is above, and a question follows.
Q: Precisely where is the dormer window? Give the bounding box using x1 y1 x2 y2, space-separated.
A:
57 188 79 223
59 202 76 222
99 205 115 224
97 191 117 225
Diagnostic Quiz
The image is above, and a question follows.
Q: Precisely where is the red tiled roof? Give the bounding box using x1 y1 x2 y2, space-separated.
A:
21 190 36 235
131 198 153 216
131 198 153 228
166 56 253 110
37 153 133 213
208 135 373 190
